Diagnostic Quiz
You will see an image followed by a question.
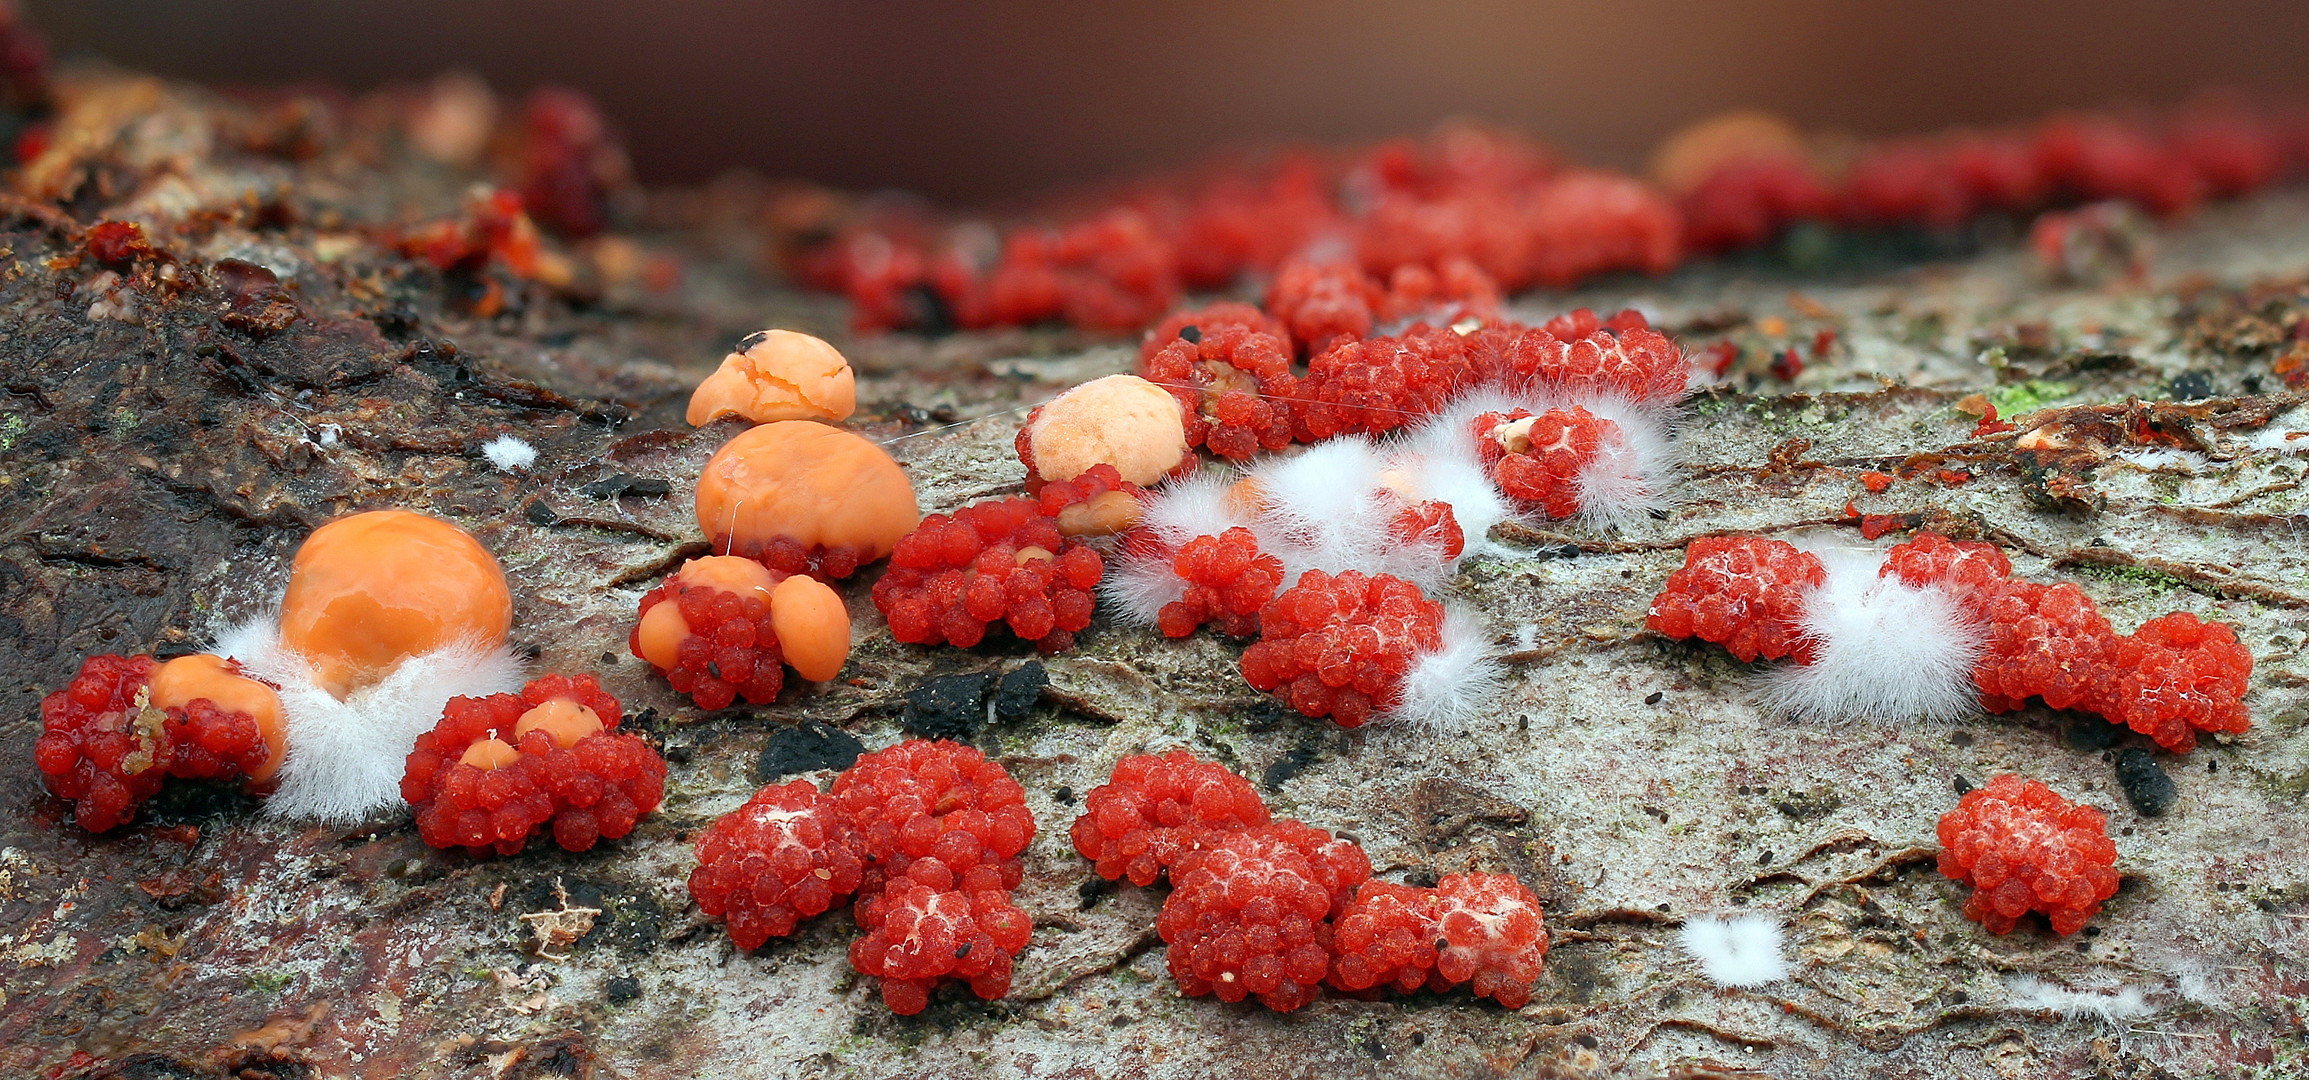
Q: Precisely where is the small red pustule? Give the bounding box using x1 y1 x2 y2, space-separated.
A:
401 674 664 856
84 220 154 270
688 780 865 950
1156 527 1285 639
1068 751 1271 885
851 882 1034 1015
1936 774 2119 936
1645 536 1826 663
1293 331 1473 440
1156 822 1372 1012
1265 259 1383 357
831 739 1037 1013
2104 612 2251 752
872 467 1136 654
1973 580 2120 715
1390 499 1466 559
830 740 1036 901
1239 570 1447 727
36 653 284 833
1140 314 1299 462
1472 406 1617 518
1331 873 1550 1008
631 556 788 711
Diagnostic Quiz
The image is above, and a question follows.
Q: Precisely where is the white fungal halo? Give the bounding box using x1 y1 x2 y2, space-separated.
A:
1101 469 1256 626
1759 545 1985 723
1387 604 1502 733
1677 913 1790 987
216 614 526 823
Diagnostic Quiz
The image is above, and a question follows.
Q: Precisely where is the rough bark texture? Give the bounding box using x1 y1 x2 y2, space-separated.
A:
3 73 2307 1080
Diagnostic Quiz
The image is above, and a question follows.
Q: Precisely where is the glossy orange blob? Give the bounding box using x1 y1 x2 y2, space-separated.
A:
634 600 690 671
1027 374 1186 485
513 698 605 749
149 653 288 781
687 329 857 426
695 421 919 563
277 509 512 699
634 556 780 670
458 737 520 770
770 575 850 682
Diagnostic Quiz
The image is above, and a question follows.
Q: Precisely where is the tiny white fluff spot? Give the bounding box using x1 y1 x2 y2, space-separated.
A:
315 423 341 448
1677 914 1789 987
482 434 537 472
2247 410 2309 452
2005 976 2155 1024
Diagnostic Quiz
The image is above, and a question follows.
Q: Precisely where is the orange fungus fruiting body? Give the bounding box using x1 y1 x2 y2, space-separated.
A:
277 509 513 699
149 653 288 782
513 698 606 748
687 329 858 426
771 574 851 682
1026 374 1186 485
695 421 920 575
634 556 778 670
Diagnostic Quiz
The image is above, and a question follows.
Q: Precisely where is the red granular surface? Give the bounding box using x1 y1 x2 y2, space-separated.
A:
1140 314 1299 461
162 697 273 782
35 654 276 832
1265 259 1382 357
1068 750 1271 885
830 740 1035 900
1859 471 1895 493
631 575 786 711
1973 580 2120 715
1645 536 1827 663
851 882 1034 1014
688 780 865 950
872 478 1112 653
743 535 879 581
1156 527 1285 639
1329 881 1441 994
1936 774 2119 935
1680 159 1832 253
1294 331 1476 440
1472 406 1617 518
36 654 165 833
2104 612 2252 752
1390 498 1466 559
1879 530 2013 608
1430 873 1550 1009
1157 824 1367 1011
1507 315 1690 405
1239 570 1448 727
1521 171 1683 288
402 675 664 856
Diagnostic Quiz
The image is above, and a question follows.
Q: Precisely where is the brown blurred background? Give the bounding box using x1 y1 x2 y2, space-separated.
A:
27 1 2309 206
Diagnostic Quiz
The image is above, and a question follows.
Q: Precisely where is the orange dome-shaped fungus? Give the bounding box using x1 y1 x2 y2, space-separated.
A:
149 653 288 782
687 329 858 426
277 509 513 699
632 556 778 670
1027 374 1187 486
1648 110 1812 195
770 574 851 682
513 698 606 749
695 421 920 577
458 736 521 770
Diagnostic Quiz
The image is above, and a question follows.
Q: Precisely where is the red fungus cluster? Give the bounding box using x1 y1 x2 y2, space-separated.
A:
1071 751 1547 1011
1936 774 2120 935
1648 531 2254 751
1472 406 1618 518
1331 874 1551 1008
688 739 1035 1015
36 654 280 833
401 675 665 856
1139 303 1300 461
872 466 1138 653
1240 570 1448 728
793 101 2305 337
